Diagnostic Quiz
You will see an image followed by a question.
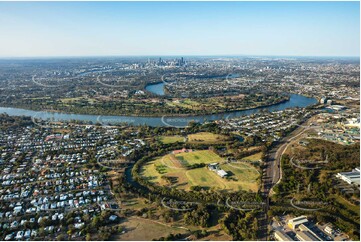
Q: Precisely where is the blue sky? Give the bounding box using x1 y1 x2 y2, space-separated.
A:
0 1 359 57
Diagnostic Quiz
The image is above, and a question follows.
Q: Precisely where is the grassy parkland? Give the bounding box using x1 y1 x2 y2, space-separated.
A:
187 132 230 143
140 149 260 192
159 132 231 145
159 135 185 144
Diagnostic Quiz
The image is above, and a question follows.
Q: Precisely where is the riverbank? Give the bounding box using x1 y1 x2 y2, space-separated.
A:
0 94 317 127
0 96 290 118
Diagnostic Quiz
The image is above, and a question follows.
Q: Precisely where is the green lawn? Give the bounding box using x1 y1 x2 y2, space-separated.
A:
159 135 184 144
241 152 263 162
176 150 223 165
187 132 230 143
140 150 259 192
221 162 260 191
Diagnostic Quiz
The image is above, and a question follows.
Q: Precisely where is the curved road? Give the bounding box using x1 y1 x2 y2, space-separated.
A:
259 117 319 240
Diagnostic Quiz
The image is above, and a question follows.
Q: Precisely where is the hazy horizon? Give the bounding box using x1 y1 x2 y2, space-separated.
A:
0 54 359 59
0 1 359 57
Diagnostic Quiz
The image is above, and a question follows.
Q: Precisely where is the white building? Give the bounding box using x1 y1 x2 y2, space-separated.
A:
288 215 308 230
336 168 360 185
299 224 322 241
208 162 219 171
324 225 334 235
274 230 294 241
296 231 321 241
217 169 228 178
330 105 346 111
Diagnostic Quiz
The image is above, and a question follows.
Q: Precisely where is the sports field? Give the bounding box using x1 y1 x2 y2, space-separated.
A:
159 135 185 144
140 150 259 192
221 162 260 191
241 152 263 162
187 132 230 143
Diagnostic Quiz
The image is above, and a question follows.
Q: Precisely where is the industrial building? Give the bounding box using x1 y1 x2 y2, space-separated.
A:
296 230 321 241
324 225 334 235
273 215 347 241
274 230 294 241
287 215 308 230
298 224 323 241
336 168 360 185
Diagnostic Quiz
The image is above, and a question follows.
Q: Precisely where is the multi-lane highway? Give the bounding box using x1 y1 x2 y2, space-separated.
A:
259 116 319 240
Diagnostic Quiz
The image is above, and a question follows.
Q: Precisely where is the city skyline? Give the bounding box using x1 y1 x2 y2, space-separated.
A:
0 1 359 57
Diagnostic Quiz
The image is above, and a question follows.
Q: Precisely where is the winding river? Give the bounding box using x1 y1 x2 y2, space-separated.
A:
0 83 317 127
